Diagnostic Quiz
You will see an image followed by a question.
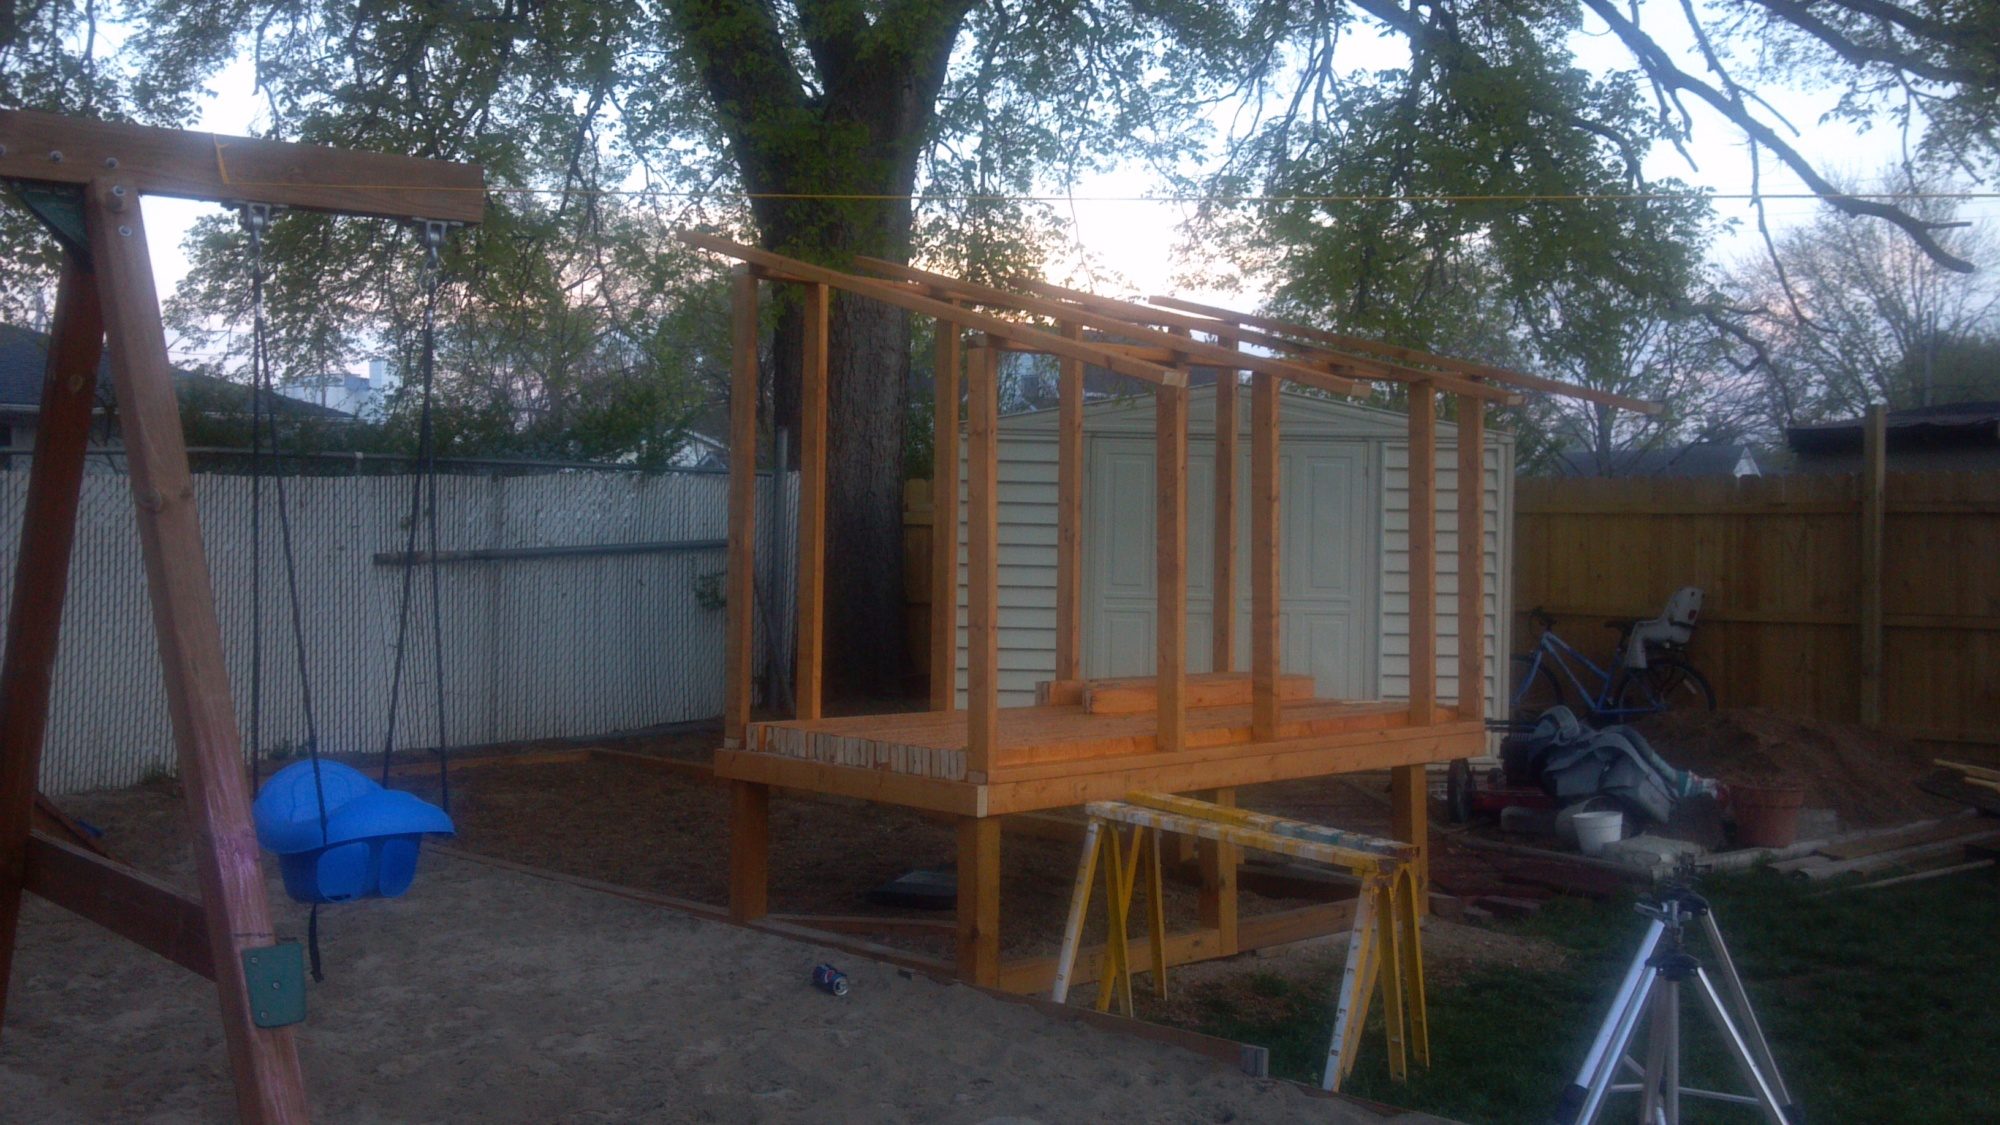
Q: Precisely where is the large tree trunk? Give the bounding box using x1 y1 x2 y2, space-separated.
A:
671 0 970 698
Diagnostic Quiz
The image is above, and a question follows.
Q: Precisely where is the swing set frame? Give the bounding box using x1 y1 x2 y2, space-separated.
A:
0 108 483 1124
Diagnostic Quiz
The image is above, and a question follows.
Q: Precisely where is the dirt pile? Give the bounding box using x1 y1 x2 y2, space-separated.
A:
1631 707 1960 827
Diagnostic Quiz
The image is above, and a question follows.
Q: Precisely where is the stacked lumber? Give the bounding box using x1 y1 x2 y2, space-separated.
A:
1936 758 2000 794
1771 812 1999 887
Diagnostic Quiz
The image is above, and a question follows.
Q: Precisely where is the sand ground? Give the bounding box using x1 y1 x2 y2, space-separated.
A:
1 848 1452 1123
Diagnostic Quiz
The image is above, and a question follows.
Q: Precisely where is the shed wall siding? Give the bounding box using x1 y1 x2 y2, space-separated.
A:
954 390 1515 714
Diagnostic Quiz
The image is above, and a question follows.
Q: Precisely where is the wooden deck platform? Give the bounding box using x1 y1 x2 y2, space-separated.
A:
716 694 1483 817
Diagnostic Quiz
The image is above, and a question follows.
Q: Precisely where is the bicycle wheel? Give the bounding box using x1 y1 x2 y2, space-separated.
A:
1509 653 1566 723
1611 655 1715 716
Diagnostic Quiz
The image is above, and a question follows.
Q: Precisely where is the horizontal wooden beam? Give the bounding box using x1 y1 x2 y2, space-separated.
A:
0 109 485 223
995 900 1358 993
1010 275 1518 405
677 233 1180 387
22 830 214 979
852 256 1361 398
1149 294 1662 414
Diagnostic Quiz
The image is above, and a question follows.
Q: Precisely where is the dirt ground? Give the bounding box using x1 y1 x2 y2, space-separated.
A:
5 779 1470 1124
1630 707 1966 826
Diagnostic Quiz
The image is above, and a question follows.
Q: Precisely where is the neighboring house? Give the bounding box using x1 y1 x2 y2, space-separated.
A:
949 383 1515 713
284 362 383 418
1 323 351 466
1786 401 2000 473
666 430 729 470
1553 442 1762 479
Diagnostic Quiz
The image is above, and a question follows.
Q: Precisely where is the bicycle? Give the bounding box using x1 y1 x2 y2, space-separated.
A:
1504 599 1715 730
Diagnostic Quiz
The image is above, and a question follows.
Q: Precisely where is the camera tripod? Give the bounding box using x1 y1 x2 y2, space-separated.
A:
1552 887 1802 1125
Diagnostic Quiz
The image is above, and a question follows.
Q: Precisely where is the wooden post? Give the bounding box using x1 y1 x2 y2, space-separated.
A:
1859 403 1887 729
929 310 962 711
87 181 310 1123
1407 382 1437 724
795 282 829 721
1156 383 1189 755
1055 321 1085 683
729 780 770 922
1212 343 1239 673
723 265 759 747
956 816 1001 986
1250 374 1282 741
966 341 1000 779
0 258 103 1035
1397 381 1438 913
1456 397 1485 721
1197 789 1240 956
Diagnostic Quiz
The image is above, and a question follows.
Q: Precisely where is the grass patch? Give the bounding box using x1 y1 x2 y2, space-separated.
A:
1162 867 2000 1124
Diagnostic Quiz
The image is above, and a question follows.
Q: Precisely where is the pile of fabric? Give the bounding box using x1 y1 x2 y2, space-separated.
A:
1502 706 1719 828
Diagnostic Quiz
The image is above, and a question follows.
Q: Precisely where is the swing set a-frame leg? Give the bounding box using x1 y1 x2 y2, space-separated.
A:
0 257 105 1038
0 185 310 1122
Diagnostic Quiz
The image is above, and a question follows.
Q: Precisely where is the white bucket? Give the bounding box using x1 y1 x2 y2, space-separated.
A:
1573 810 1624 856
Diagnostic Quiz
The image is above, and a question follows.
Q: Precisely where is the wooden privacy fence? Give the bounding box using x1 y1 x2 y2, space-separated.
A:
1514 469 2000 744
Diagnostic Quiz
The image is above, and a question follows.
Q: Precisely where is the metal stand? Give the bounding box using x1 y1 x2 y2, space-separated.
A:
1551 887 1801 1125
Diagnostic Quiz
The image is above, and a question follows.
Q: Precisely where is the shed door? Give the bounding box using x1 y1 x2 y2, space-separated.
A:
1084 437 1378 698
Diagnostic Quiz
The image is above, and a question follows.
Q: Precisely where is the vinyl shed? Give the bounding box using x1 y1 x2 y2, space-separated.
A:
953 383 1515 714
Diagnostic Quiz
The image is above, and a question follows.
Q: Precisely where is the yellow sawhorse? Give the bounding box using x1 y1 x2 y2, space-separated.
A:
1049 792 1430 1091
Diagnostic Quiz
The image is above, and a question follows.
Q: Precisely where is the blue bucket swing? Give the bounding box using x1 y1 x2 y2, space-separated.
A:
254 760 454 903
238 206 457 947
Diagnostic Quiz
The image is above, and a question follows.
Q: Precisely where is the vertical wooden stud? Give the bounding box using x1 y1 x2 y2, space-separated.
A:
956 816 1001 986
1391 765 1429 912
87 182 310 1124
723 265 760 747
1055 321 1085 683
1456 396 1485 721
929 309 961 711
966 341 1000 778
1859 403 1886 729
1211 337 1239 673
0 258 103 1032
1196 788 1240 956
1250 374 1282 740
795 282 830 721
728 780 770 922
1407 381 1437 724
1156 382 1189 755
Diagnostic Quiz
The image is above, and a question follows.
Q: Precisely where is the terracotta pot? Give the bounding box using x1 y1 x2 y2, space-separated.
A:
1730 783 1806 849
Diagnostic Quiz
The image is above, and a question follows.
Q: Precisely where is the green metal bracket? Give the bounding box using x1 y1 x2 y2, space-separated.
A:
242 942 307 1028
4 178 90 266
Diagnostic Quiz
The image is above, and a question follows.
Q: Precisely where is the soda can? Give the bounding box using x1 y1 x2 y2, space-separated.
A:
811 962 849 996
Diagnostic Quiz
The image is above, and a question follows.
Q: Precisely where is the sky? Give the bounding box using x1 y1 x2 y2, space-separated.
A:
128 7 1998 383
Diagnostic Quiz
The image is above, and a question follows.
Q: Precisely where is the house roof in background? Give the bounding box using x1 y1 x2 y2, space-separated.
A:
1554 442 1760 478
1786 401 2000 455
0 323 351 419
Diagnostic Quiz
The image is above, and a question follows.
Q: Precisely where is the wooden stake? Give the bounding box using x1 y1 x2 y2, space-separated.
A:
1860 403 1886 729
1056 320 1085 682
956 816 1001 986
87 181 309 1124
0 258 103 1036
1250 374 1281 740
1456 397 1485 721
1156 383 1189 755
1212 340 1240 673
966 342 1000 778
1197 788 1240 956
929 309 962 711
729 780 770 923
723 265 759 747
795 282 829 721
1407 382 1437 724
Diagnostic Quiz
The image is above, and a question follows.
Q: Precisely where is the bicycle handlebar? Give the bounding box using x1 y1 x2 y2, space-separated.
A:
1528 606 1556 631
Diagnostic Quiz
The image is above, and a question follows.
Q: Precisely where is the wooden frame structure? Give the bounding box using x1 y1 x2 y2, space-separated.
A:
683 232 1650 988
0 109 484 1123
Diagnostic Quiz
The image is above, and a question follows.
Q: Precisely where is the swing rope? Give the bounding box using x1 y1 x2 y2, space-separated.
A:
242 203 329 842
378 221 452 813
242 203 335 983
